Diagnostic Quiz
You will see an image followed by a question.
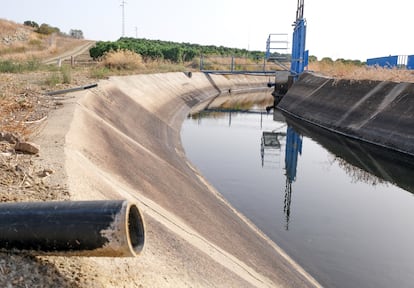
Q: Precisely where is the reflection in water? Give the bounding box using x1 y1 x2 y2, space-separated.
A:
283 113 414 194
260 130 285 168
283 127 302 230
190 108 271 129
182 104 414 288
333 157 387 186
261 125 302 230
285 126 302 183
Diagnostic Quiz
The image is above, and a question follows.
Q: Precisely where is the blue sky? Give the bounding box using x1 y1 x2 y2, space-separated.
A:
2 0 414 61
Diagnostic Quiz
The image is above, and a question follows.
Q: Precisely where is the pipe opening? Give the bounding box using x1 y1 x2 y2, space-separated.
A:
127 204 145 254
0 200 145 257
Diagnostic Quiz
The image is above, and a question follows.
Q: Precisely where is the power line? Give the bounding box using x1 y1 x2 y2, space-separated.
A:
120 0 126 37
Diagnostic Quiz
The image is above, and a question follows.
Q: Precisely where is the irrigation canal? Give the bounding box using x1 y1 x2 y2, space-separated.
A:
181 92 414 288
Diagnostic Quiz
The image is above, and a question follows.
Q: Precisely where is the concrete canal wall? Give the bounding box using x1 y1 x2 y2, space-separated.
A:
278 72 414 156
62 72 321 287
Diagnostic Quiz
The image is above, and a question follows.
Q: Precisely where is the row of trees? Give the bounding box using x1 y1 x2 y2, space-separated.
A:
23 20 83 39
89 37 273 63
90 38 365 66
22 20 364 66
319 57 364 66
21 21 363 65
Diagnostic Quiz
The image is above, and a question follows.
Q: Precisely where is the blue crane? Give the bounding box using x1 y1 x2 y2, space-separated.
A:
290 0 308 78
268 0 309 104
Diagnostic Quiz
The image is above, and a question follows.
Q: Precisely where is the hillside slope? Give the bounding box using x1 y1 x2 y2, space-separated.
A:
0 19 92 62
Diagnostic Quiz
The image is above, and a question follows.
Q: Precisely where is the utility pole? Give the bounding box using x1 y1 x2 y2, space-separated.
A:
120 0 126 37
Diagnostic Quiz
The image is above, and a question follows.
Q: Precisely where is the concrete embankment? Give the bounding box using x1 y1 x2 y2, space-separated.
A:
278 72 414 156
62 72 321 287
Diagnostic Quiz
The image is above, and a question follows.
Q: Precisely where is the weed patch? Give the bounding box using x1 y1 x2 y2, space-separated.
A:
90 67 111 79
44 72 61 86
0 59 40 73
61 66 72 84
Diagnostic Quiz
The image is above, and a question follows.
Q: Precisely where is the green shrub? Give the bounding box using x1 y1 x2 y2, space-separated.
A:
162 46 183 63
24 20 39 28
0 59 40 73
25 58 40 71
61 66 72 84
36 23 60 35
45 72 61 86
0 60 19 73
90 67 111 79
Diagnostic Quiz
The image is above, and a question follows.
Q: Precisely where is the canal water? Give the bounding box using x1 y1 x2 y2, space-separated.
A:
180 92 414 288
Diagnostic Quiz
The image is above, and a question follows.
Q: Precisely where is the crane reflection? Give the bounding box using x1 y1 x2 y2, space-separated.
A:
261 125 302 230
284 126 302 230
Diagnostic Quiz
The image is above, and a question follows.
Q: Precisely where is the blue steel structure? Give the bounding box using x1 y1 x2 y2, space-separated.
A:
285 127 302 193
290 0 308 78
281 1 306 229
265 33 289 60
268 0 308 103
283 0 305 193
366 56 398 68
367 55 414 70
285 127 302 183
407 56 414 70
283 126 302 230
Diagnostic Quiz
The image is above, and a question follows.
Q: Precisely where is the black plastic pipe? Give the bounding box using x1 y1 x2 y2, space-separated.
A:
0 200 145 257
45 83 98 96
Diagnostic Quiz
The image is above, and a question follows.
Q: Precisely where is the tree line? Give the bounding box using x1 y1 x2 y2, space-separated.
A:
89 37 279 63
89 38 364 65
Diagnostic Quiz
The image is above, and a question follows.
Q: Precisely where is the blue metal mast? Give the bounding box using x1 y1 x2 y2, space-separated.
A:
267 0 309 105
290 0 308 78
282 1 307 228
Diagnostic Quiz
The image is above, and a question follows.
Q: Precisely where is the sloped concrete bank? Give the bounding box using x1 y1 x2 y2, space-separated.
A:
63 72 321 287
278 72 414 156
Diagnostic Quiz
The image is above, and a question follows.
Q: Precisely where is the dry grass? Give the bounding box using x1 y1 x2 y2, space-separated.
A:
144 59 187 73
98 49 192 74
0 68 96 140
0 19 24 35
0 19 87 62
309 61 414 83
100 49 145 70
0 19 95 139
91 51 190 78
201 56 287 71
0 94 34 138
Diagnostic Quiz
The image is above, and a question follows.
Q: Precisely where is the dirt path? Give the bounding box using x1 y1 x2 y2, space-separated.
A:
42 40 95 65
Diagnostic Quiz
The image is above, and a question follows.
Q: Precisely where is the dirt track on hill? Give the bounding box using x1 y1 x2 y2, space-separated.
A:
42 40 95 65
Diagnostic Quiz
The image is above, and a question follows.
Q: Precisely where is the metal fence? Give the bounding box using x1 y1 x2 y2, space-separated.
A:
199 55 290 74
367 55 414 69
